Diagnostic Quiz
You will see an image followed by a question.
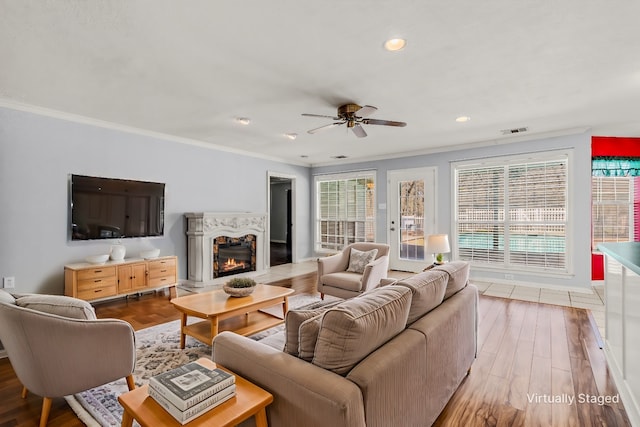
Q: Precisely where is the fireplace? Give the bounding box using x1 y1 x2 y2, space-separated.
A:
213 235 256 278
184 212 268 287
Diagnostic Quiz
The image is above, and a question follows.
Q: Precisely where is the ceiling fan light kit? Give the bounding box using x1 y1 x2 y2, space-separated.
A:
302 103 406 138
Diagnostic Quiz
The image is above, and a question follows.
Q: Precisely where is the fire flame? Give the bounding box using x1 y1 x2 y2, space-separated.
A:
223 258 246 271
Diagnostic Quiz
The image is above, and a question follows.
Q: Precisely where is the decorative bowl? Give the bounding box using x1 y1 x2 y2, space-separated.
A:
223 277 257 297
86 254 109 264
140 249 161 259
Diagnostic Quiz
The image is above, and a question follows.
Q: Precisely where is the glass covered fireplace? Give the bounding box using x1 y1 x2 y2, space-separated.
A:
213 234 257 278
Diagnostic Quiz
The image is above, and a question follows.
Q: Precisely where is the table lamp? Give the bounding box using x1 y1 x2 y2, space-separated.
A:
427 234 450 265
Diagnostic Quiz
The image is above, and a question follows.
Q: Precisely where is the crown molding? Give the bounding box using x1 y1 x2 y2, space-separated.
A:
0 99 310 167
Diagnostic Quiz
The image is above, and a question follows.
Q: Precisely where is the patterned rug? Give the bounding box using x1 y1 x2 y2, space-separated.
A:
65 293 338 426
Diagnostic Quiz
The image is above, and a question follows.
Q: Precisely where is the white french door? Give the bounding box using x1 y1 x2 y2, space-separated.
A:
387 167 436 272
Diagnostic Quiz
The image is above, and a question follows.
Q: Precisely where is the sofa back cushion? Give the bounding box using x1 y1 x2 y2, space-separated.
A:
311 285 412 375
432 261 470 300
395 270 447 324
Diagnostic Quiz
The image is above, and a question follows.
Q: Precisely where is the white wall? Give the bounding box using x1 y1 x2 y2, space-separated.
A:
311 131 593 290
0 107 312 294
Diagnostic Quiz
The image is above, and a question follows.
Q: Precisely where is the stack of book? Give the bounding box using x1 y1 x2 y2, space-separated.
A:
148 361 236 424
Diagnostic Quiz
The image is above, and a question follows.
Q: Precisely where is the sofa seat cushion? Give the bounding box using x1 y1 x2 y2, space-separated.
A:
15 294 97 320
312 285 412 375
432 261 470 300
395 270 448 324
0 289 16 305
321 272 364 292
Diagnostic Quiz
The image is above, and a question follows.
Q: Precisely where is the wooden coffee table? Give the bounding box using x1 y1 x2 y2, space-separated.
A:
118 358 273 427
171 284 294 348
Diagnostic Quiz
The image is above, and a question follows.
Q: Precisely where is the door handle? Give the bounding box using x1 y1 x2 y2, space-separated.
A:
390 227 396 231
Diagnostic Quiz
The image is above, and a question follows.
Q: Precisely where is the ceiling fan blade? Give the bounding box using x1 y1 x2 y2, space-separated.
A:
362 118 407 127
356 105 378 117
352 123 367 138
308 122 343 134
302 113 341 120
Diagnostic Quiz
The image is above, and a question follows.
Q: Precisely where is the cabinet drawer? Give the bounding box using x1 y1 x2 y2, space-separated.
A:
149 265 176 279
148 276 176 287
78 276 117 292
148 258 176 271
77 284 117 300
77 266 116 281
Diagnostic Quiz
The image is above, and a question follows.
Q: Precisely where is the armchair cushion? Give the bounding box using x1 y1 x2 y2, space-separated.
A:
347 248 378 274
321 272 365 292
0 289 16 305
15 294 97 320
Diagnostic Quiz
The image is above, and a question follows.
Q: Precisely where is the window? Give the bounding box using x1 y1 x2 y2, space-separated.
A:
454 153 569 272
315 172 376 251
591 176 634 246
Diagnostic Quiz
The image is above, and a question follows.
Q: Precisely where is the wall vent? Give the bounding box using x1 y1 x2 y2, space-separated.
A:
501 127 529 135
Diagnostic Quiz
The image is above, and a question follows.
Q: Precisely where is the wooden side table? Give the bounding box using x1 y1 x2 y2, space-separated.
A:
118 358 273 427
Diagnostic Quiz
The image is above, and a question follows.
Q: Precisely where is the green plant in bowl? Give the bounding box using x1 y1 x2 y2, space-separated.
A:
223 277 257 297
226 277 257 288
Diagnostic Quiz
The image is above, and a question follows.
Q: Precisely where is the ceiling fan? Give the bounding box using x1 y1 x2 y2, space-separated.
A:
302 103 407 138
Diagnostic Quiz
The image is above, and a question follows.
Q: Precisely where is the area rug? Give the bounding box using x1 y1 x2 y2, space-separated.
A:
65 292 339 427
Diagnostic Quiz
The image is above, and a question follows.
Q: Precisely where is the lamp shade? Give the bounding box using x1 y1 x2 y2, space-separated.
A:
427 234 450 255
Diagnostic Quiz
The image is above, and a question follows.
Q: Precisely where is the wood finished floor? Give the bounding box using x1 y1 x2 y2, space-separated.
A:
0 274 631 426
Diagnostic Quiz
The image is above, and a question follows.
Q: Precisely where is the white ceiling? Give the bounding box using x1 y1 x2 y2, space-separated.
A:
2 1 640 166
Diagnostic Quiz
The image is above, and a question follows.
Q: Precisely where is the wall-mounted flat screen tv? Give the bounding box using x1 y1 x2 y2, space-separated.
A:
70 174 165 241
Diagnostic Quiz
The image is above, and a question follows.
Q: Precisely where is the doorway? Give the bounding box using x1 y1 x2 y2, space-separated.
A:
268 172 296 266
387 167 437 272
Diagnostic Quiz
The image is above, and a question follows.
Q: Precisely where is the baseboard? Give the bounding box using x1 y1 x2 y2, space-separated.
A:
0 349 7 359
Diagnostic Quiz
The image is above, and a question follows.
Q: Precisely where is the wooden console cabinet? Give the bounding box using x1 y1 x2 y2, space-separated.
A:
65 256 178 301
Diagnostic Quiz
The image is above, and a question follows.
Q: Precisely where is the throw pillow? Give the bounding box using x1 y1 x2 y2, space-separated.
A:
346 248 378 274
312 285 412 375
284 300 342 356
297 314 323 361
15 294 97 320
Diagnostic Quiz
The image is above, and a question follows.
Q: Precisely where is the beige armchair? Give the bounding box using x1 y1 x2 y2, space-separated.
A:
0 290 136 427
317 242 390 299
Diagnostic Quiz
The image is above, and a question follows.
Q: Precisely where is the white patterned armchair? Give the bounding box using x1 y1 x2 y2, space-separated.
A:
317 242 390 299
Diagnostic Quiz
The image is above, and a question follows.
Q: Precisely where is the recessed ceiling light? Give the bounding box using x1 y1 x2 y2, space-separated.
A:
284 133 298 140
384 38 406 52
235 117 251 125
455 116 471 123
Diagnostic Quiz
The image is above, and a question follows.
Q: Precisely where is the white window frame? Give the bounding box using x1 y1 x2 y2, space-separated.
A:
314 171 376 253
591 176 634 248
452 150 573 276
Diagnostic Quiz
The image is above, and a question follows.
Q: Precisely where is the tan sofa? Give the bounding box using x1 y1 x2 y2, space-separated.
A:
212 261 477 427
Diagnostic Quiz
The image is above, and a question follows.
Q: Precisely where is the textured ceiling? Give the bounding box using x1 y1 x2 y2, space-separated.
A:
2 1 640 166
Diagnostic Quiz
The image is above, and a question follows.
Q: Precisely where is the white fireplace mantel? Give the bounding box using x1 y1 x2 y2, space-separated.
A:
184 212 268 287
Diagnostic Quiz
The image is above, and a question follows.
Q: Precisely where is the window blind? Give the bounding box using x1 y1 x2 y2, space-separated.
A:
591 176 632 246
455 156 568 271
315 173 375 251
